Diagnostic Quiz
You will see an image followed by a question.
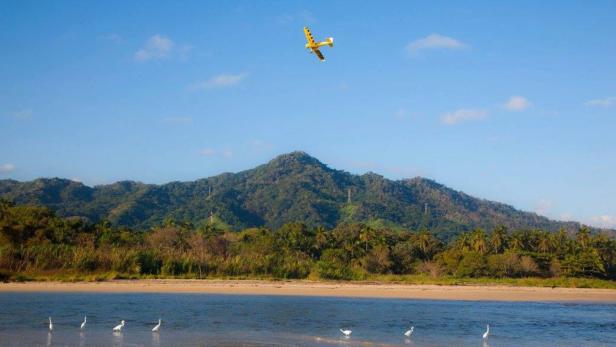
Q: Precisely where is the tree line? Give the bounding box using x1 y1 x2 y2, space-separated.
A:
1 200 614 281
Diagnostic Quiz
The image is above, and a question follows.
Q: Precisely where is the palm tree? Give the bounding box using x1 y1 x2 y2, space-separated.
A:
490 226 508 254
312 226 329 258
554 229 570 256
576 227 591 250
455 232 472 252
509 232 524 252
471 229 487 254
334 224 362 259
359 226 376 252
415 230 438 260
537 231 552 253
591 234 616 277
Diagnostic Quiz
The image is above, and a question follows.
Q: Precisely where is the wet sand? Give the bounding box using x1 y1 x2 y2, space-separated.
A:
2 279 616 302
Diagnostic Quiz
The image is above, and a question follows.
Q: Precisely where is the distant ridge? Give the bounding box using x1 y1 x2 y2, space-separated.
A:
0 151 589 239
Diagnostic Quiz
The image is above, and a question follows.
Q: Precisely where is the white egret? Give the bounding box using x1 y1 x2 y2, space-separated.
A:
404 326 414 337
340 329 352 337
48 317 53 331
152 318 161 332
482 324 490 339
113 320 125 332
80 316 87 329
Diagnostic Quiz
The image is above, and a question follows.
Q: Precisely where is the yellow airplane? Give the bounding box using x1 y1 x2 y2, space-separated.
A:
304 27 333 61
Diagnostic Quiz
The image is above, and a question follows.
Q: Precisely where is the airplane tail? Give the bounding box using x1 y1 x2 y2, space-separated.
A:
326 37 334 47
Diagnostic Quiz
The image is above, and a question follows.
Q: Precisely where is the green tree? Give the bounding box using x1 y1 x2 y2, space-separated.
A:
471 229 488 254
390 240 418 274
508 232 525 252
489 226 508 254
414 230 440 260
455 252 487 278
576 227 591 250
359 225 376 252
562 249 606 278
537 231 553 254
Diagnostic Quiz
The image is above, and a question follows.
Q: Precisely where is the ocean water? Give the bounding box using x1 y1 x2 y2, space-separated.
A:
0 293 614 346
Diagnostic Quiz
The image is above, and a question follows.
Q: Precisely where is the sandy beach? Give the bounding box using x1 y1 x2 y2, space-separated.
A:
1 280 616 302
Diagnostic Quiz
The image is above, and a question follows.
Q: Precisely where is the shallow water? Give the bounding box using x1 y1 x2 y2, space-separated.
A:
0 293 614 346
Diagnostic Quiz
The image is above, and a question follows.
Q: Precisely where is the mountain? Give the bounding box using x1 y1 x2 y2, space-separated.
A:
0 151 585 239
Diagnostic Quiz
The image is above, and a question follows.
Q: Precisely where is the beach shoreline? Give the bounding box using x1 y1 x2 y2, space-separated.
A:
1 279 616 302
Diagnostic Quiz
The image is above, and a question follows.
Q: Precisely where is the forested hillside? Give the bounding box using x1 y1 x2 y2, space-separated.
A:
0 152 586 240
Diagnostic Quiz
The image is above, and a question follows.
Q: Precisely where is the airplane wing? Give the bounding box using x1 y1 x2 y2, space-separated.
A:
314 49 325 61
304 27 315 45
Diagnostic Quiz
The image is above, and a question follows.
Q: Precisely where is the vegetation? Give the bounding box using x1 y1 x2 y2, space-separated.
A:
0 152 589 239
1 200 615 288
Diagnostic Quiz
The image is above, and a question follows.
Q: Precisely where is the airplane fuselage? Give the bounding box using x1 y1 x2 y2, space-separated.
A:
305 40 333 50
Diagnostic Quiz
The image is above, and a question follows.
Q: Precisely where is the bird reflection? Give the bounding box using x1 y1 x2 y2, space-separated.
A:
404 337 415 345
152 331 160 347
483 340 490 347
112 331 124 347
46 331 52 346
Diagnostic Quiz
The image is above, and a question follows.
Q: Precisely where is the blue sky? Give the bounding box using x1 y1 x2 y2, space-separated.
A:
1 1 615 228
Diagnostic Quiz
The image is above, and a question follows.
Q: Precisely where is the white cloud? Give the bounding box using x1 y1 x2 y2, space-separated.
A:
222 148 233 158
191 73 247 91
10 109 32 119
407 34 467 55
441 108 488 125
504 96 531 111
394 108 421 120
278 10 316 25
585 96 616 108
200 148 216 157
277 14 294 25
559 213 573 221
134 34 175 61
394 109 407 120
101 33 123 43
199 148 233 158
534 199 553 215
300 10 316 23
162 116 192 125
589 215 616 229
177 44 194 61
0 163 15 173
